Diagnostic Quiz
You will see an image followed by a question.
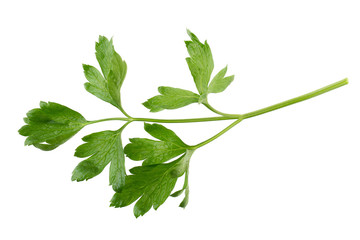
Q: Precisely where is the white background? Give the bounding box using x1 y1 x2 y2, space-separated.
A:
1 0 359 239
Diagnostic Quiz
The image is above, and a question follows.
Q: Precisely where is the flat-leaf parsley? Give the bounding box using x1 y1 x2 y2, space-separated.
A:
19 30 348 217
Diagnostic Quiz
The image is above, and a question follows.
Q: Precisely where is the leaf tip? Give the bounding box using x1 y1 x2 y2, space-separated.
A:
157 86 165 94
39 101 47 108
186 29 200 43
18 125 28 136
179 197 189 208
71 173 80 182
142 100 150 109
143 122 152 131
133 207 142 218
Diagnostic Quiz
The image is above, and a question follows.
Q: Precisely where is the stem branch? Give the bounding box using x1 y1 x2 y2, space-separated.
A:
87 78 348 144
190 118 243 149
189 78 348 149
203 102 241 118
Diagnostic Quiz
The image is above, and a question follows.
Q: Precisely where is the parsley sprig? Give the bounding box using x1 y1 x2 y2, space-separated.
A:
19 30 348 217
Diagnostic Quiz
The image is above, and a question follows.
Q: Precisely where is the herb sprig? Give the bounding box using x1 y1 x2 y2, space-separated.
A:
19 30 348 217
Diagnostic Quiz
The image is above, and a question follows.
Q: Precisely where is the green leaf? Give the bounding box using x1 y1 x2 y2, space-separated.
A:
107 51 127 107
83 64 114 104
109 126 128 192
179 187 189 208
144 123 185 143
84 36 127 109
170 188 185 197
208 66 235 93
72 127 127 191
171 167 190 208
185 29 214 95
18 102 87 151
95 36 115 78
110 149 194 217
143 87 199 112
124 123 188 165
124 138 187 165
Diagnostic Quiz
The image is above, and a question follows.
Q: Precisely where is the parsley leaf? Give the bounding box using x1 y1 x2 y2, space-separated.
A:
179 187 189 208
18 30 348 218
144 30 234 113
144 123 187 143
107 51 127 108
84 36 127 110
185 29 214 95
124 123 188 165
83 64 114 104
143 87 200 112
208 66 235 93
72 125 127 191
171 167 190 208
18 101 87 151
110 149 194 217
185 30 235 98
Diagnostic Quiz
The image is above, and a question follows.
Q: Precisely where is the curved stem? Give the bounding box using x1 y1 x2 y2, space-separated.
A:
119 107 132 118
117 102 132 118
242 78 348 119
203 101 241 118
190 118 243 149
189 78 348 149
118 120 132 132
87 79 348 128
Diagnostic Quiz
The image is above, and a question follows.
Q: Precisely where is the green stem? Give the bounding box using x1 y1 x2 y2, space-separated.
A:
189 78 348 149
87 116 238 125
133 116 238 123
117 103 132 118
87 117 129 124
203 101 241 118
242 78 348 119
183 168 189 189
88 79 348 129
190 118 243 149
118 120 132 132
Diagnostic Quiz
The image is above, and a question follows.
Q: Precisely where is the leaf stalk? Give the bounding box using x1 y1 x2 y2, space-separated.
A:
88 79 348 130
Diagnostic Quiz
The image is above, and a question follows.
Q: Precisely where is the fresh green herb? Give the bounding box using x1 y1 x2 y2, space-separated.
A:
72 124 128 192
143 87 200 112
19 30 348 217
124 123 188 165
111 149 194 217
18 101 87 151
